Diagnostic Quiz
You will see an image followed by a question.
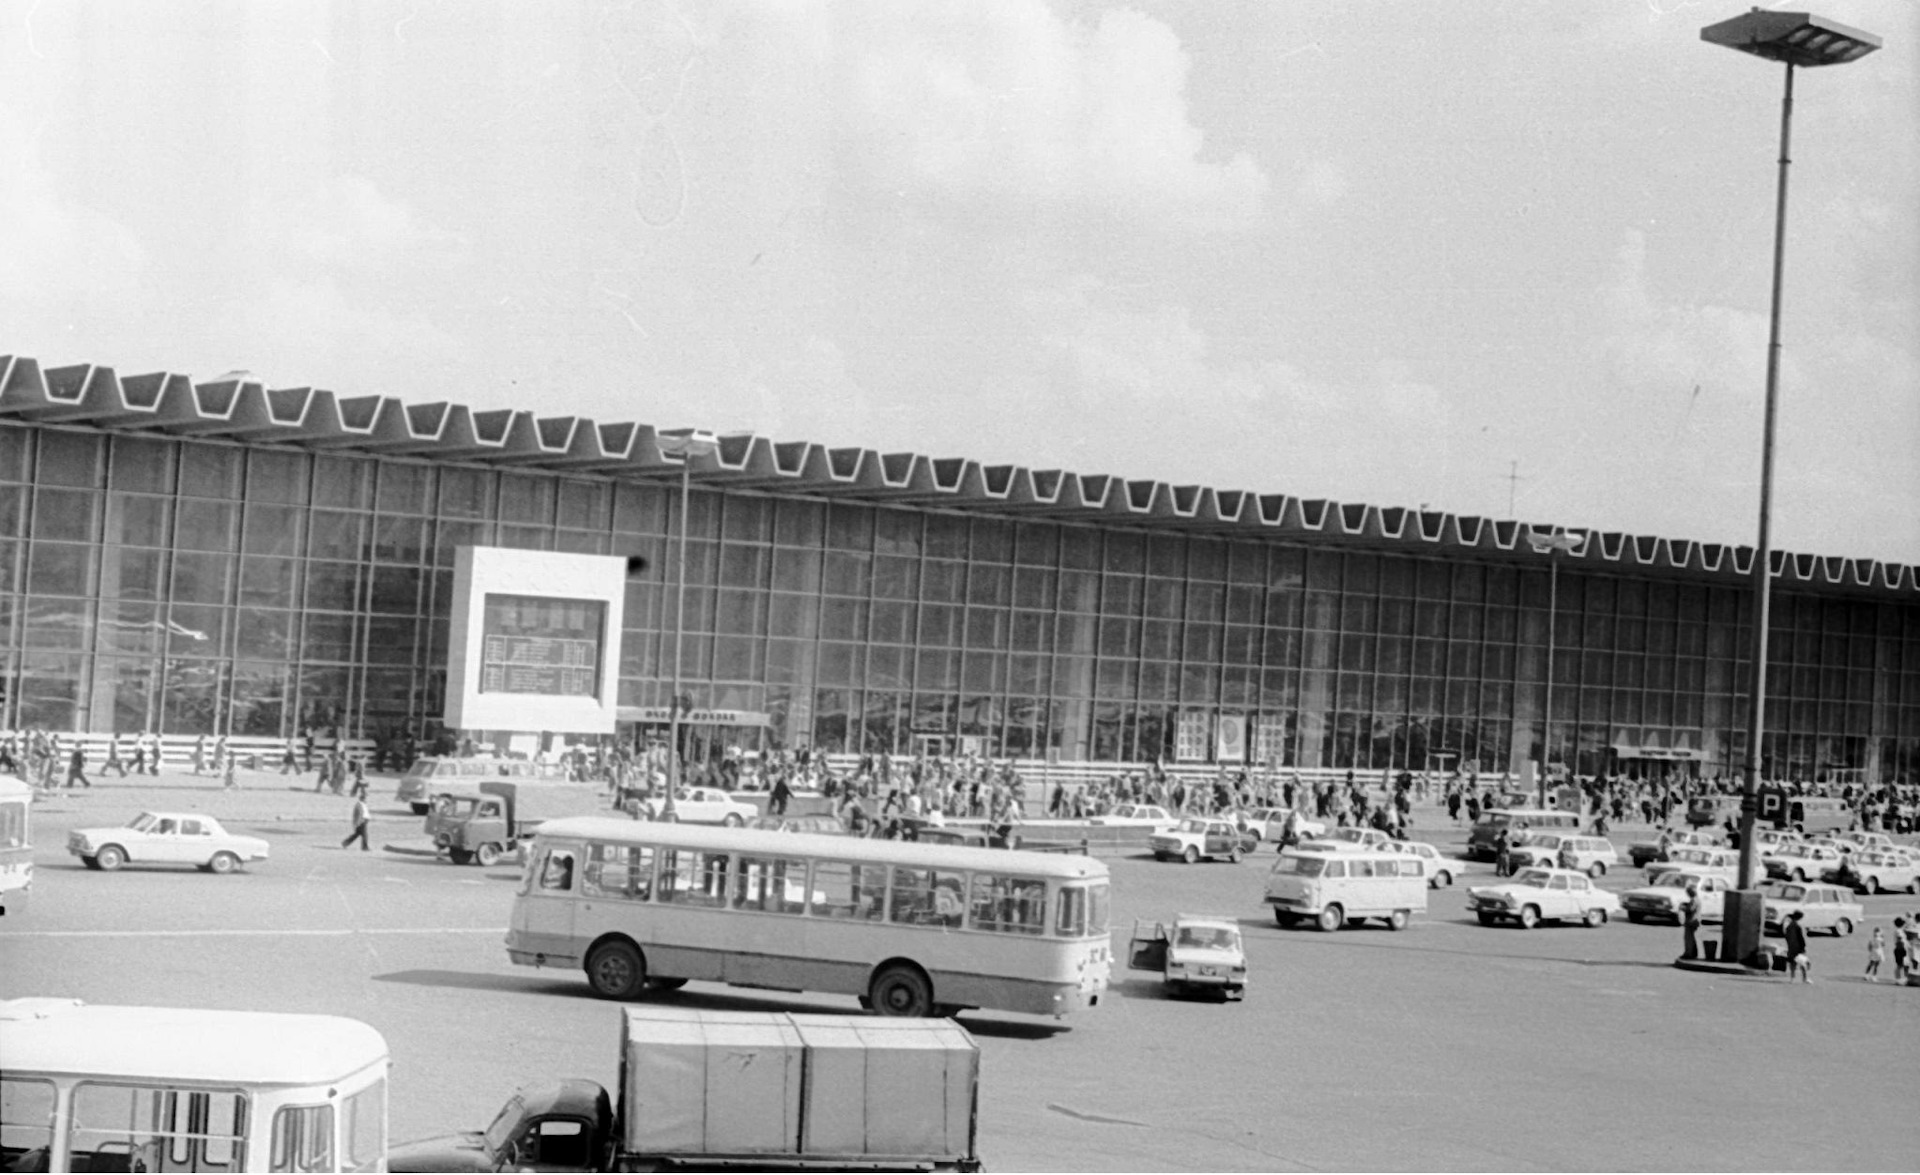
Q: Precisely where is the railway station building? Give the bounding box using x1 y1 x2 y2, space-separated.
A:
3 353 1917 783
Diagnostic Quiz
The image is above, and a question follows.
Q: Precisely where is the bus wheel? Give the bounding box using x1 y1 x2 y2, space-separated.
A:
586 941 648 1000
448 848 474 865
869 964 934 1017
476 843 503 867
1387 909 1410 932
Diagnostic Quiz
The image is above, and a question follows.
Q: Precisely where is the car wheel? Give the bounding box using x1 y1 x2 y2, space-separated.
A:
1518 905 1541 930
1588 862 1607 878
1183 847 1199 865
1274 910 1298 928
1227 847 1242 864
475 842 503 868
1317 904 1344 933
1792 868 1807 882
722 813 743 828
1476 911 1497 927
448 848 474 865
869 964 934 1018
1909 879 1919 896
410 803 429 816
95 845 126 872
1387 909 1410 932
1627 911 1647 924
1834 917 1854 937
1583 907 1607 928
645 977 689 992
1433 869 1452 888
1865 876 1881 895
586 941 647 1000
208 852 239 875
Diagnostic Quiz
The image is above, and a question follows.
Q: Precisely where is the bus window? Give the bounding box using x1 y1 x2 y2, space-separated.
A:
270 1104 334 1172
70 1083 248 1174
2 804 29 848
968 874 1046 935
1053 882 1109 937
342 1078 385 1172
583 843 653 901
733 855 809 914
1 1076 55 1169
658 850 729 908
888 867 965 927
539 851 576 892
809 861 885 920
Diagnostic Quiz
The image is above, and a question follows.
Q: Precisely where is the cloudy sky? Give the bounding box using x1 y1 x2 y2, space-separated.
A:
4 0 1916 565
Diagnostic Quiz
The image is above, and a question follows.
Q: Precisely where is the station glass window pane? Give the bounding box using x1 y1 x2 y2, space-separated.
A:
243 504 305 557
971 518 1013 564
439 468 494 518
828 502 874 550
33 487 99 541
246 449 310 504
1103 531 1144 574
613 482 669 535
320 455 379 510
27 542 93 597
176 498 238 551
106 435 173 492
498 473 554 525
36 430 103 488
872 555 918 601
922 561 966 604
179 443 244 499
1144 577 1183 620
1058 526 1100 569
1015 522 1058 566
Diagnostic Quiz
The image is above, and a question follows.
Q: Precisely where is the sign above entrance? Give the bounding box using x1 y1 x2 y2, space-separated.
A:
621 707 771 727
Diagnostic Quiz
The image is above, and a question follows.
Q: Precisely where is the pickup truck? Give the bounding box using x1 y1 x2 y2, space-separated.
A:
388 1006 982 1172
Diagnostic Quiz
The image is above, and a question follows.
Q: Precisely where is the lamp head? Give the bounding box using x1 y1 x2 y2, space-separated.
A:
1701 10 1880 67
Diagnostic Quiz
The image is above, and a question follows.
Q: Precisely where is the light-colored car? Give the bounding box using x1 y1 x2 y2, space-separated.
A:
1627 829 1721 869
1835 831 1895 855
67 812 269 874
1762 882 1863 936
1387 839 1465 888
1467 867 1623 929
1127 914 1248 1001
1242 807 1329 845
642 786 757 826
1087 803 1178 831
1762 843 1846 884
1838 850 1920 895
1622 870 1732 924
1749 829 1805 860
1149 818 1257 864
1647 845 1742 883
1297 826 1394 854
1508 833 1618 877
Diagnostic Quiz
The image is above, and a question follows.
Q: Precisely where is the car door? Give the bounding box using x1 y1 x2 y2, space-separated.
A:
1544 874 1573 917
177 818 215 865
1205 823 1230 857
1127 921 1169 972
1701 878 1727 920
145 818 190 864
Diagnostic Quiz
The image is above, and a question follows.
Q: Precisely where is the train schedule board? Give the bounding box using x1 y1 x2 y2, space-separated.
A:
447 547 627 734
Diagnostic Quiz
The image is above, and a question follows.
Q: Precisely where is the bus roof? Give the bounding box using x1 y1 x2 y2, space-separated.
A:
534 817 1110 881
0 999 388 1086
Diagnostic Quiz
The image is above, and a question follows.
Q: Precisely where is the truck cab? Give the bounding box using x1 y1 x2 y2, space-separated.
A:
391 1079 614 1172
434 781 605 867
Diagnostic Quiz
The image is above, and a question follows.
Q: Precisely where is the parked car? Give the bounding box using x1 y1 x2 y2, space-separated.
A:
1386 839 1465 888
1149 818 1257 864
1762 882 1862 936
1466 867 1622 929
1749 828 1804 860
1622 870 1732 924
1297 826 1394 854
67 813 269 874
1626 829 1721 869
1647 845 1742 883
1507 833 1618 877
1762 843 1846 884
1835 830 1895 855
641 786 757 826
1836 849 1920 895
1241 807 1327 844
1086 803 1179 832
1126 914 1248 1001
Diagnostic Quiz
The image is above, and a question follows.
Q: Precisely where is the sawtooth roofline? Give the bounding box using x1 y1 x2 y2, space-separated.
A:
2 353 1913 599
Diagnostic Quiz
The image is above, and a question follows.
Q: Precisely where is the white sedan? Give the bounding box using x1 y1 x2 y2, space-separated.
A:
1387 839 1466 888
1087 803 1179 831
1467 867 1622 929
67 813 270 874
1244 807 1327 845
643 786 757 826
1622 870 1731 924
1842 850 1920 895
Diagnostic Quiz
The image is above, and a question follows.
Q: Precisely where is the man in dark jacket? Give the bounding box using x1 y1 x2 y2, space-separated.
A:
1782 911 1812 983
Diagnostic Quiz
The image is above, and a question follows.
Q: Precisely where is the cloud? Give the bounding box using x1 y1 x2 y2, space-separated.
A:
0 111 147 302
836 0 1269 230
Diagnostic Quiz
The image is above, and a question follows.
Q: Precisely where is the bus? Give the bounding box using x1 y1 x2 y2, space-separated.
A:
1786 795 1854 836
508 817 1112 1020
0 997 390 1173
0 774 30 914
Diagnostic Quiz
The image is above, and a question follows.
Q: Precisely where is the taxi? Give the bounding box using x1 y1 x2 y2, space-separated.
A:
1127 914 1248 1001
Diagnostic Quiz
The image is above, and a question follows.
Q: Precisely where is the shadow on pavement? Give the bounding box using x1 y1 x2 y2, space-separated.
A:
373 969 581 996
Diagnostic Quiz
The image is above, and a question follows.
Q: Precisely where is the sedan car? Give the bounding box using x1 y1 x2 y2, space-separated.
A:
1646 845 1742 883
67 813 269 874
1622 870 1731 924
1626 829 1721 869
1127 914 1248 1001
1762 844 1846 884
1466 867 1622 929
1387 839 1465 888
1836 850 1920 895
1243 807 1328 845
1086 803 1178 831
1762 882 1863 937
642 786 758 826
1149 818 1258 864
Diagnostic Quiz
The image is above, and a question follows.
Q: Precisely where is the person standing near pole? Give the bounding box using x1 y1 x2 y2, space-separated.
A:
1680 883 1703 961
1782 910 1812 983
222 749 239 792
341 792 371 852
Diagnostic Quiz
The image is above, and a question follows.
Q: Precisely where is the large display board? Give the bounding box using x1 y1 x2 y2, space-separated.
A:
446 547 627 734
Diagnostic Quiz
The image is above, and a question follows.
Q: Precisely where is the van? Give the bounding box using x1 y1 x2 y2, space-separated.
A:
1686 794 1740 828
395 755 564 814
1264 849 1429 932
1466 808 1581 861
1786 796 1853 836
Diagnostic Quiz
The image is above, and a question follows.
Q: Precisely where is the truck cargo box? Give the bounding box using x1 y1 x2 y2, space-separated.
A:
620 1007 978 1165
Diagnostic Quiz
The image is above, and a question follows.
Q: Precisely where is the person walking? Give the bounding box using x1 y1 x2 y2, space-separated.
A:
1494 827 1512 878
280 737 298 775
1782 910 1812 983
65 745 92 790
103 734 130 778
221 749 239 792
1865 927 1885 982
1680 883 1702 961
341 793 372 852
191 735 208 776
139 731 160 775
1893 916 1911 983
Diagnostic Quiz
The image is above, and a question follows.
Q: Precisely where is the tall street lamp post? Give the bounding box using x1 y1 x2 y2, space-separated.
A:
1528 530 1585 810
655 430 721 814
1700 9 1879 963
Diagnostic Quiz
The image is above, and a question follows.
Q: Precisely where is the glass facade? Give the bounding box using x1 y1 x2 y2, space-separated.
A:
4 421 1918 780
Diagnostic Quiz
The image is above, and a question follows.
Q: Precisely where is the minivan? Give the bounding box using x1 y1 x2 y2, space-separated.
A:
1466 808 1582 861
1264 849 1429 931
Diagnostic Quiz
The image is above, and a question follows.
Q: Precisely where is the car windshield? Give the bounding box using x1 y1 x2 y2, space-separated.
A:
482 1094 525 1155
1513 869 1554 887
1650 872 1689 888
1176 926 1239 951
1330 828 1366 843
1274 856 1328 877
128 813 158 832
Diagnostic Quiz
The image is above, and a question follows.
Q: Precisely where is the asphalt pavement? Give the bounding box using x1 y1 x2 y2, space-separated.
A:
5 766 1919 1171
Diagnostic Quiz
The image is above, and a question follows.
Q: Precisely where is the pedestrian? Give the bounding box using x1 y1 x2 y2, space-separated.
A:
66 745 92 789
222 750 239 791
341 793 372 851
350 761 367 799
140 731 161 775
1494 828 1512 878
103 733 129 778
313 751 331 793
130 733 148 776
770 773 792 817
1893 916 1910 982
1782 910 1812 983
1680 883 1702 960
1865 927 1885 982
191 735 208 775
280 736 298 775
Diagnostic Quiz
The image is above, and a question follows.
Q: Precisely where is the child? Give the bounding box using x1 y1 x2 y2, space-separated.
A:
1865 927 1884 982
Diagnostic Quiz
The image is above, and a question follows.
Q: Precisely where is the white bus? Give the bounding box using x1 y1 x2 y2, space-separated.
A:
0 998 390 1173
507 817 1113 1020
0 774 30 914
